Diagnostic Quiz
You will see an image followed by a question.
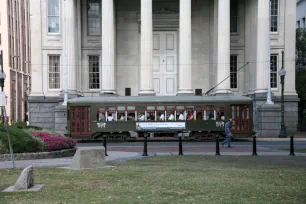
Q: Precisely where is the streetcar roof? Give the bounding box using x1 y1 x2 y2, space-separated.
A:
67 95 253 105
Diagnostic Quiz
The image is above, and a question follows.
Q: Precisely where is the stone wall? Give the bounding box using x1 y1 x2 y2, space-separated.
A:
249 93 299 136
28 96 59 130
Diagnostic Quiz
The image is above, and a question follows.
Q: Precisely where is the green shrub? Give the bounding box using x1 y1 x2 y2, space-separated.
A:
26 125 43 130
0 126 46 153
0 140 7 154
11 121 27 129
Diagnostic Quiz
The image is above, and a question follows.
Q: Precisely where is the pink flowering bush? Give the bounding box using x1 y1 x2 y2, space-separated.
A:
32 131 76 152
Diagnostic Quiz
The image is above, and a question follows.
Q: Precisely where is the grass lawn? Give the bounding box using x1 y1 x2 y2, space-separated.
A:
1 156 306 204
278 148 306 153
286 131 306 136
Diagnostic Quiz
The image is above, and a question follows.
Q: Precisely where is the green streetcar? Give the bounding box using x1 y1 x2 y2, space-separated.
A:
67 96 253 140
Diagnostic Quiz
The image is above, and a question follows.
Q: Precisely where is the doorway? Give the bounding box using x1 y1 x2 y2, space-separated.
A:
152 31 178 96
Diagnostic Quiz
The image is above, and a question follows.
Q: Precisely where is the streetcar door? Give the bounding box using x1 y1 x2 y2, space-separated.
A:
231 105 250 134
70 106 91 135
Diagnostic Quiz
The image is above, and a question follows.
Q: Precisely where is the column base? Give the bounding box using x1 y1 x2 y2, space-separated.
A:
254 89 268 94
138 90 156 96
176 89 194 95
100 90 117 96
59 91 79 100
214 90 232 95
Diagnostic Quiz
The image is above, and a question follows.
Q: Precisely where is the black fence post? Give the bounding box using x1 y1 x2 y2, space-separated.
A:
215 135 220 156
142 135 148 156
179 136 183 156
289 136 295 156
103 136 108 156
252 135 257 156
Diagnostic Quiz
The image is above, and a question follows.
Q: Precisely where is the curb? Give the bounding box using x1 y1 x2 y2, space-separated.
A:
238 138 306 142
0 148 76 161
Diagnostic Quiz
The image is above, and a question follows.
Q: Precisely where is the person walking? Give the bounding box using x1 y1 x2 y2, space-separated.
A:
222 118 233 148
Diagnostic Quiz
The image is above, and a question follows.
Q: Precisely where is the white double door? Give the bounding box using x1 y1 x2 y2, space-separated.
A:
153 31 178 96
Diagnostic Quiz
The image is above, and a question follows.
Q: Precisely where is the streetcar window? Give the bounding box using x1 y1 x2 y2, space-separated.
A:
97 106 106 121
117 106 125 111
146 112 155 121
108 106 116 111
186 106 194 120
107 113 116 121
195 106 202 120
175 106 185 121
137 106 145 112
127 112 135 121
216 105 225 120
98 106 106 111
118 113 125 121
145 106 155 121
245 106 249 119
137 112 145 121
97 113 106 121
157 111 165 121
157 106 165 111
166 106 175 121
127 106 135 111
205 105 214 120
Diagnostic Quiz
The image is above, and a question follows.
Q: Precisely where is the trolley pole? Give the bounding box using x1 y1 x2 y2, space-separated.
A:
178 135 183 156
215 135 220 156
142 134 148 156
103 135 108 156
252 135 258 156
289 136 295 156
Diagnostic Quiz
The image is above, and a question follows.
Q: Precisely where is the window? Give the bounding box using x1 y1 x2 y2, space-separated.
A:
270 55 278 88
48 0 60 33
230 55 238 89
230 0 238 33
87 0 101 35
89 56 100 89
48 55 60 89
303 18 306 29
270 0 278 32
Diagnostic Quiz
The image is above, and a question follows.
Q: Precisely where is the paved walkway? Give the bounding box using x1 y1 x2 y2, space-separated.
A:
0 151 140 169
1 149 306 169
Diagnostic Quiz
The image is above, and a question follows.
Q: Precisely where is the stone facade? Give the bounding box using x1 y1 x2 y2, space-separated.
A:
0 0 31 122
297 0 306 28
29 0 299 135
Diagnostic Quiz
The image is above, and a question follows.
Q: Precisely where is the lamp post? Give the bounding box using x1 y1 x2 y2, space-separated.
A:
279 51 287 138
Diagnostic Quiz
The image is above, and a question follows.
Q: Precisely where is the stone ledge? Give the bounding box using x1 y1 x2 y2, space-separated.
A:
0 148 76 161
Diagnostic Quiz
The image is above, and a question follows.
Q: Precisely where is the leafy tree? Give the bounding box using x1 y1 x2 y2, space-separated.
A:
296 29 306 126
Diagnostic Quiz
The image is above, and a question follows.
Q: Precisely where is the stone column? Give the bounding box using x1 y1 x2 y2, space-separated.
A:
64 0 77 94
255 0 269 93
101 0 117 94
138 0 155 95
215 0 231 94
29 0 43 96
177 0 193 95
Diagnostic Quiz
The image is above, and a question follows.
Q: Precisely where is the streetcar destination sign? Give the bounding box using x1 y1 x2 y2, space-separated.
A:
136 122 186 131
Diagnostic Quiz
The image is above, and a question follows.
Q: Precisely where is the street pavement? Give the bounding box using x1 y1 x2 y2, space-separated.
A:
1 140 306 169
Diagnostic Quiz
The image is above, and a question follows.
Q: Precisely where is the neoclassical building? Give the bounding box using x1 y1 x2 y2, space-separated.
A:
29 0 298 133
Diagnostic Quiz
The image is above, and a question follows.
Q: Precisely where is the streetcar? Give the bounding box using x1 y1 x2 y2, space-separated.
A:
67 96 253 140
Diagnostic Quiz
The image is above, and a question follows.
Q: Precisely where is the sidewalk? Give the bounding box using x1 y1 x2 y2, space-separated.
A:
1 149 305 169
0 151 141 169
238 136 306 142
